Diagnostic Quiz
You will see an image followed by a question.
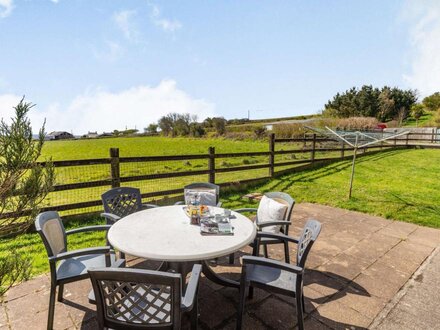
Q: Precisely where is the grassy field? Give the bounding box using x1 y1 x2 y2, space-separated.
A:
40 136 324 213
2 147 439 280
223 148 440 228
41 136 269 160
403 111 435 127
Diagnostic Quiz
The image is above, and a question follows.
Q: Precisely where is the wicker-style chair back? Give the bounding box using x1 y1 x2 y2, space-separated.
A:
89 268 182 329
101 187 142 218
35 211 67 258
183 182 220 206
297 219 321 268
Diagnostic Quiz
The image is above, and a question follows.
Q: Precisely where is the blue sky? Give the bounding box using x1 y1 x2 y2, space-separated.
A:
0 0 439 134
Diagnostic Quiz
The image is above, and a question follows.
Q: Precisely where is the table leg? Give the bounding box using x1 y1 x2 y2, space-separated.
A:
167 261 194 285
201 260 240 289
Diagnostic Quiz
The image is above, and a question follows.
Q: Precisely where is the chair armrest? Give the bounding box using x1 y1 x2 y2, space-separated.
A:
49 246 112 263
257 221 291 229
66 225 112 235
141 203 159 209
242 256 303 274
112 258 126 268
256 232 299 244
100 212 120 224
181 264 202 312
233 208 258 213
174 201 184 205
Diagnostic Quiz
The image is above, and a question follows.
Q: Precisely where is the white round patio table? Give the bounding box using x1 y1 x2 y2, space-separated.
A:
108 205 256 288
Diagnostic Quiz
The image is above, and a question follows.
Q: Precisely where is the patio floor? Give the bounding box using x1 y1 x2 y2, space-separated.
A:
1 202 440 329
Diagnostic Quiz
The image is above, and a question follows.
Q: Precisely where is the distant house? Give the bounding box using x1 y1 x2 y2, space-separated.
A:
47 131 74 140
99 132 113 137
86 131 99 138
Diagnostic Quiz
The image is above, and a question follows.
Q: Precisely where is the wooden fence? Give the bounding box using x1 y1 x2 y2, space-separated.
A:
2 131 439 220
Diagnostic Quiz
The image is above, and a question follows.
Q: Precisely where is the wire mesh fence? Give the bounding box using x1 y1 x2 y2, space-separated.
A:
2 131 438 221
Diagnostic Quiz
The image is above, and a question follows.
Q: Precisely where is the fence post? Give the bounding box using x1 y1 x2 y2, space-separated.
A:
208 147 215 184
393 136 397 147
432 129 435 143
110 148 120 188
406 133 409 147
340 140 345 158
269 133 275 178
311 134 316 162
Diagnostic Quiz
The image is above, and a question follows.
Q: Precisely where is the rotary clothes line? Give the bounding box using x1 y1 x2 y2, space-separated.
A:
307 127 410 199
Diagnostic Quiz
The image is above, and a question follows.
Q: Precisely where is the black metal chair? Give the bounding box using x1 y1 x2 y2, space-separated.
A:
175 182 222 207
35 211 123 330
234 192 295 262
88 264 202 329
101 187 159 225
236 219 322 330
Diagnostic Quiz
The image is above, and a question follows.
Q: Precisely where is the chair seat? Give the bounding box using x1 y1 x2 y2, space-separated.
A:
57 252 116 281
247 263 297 295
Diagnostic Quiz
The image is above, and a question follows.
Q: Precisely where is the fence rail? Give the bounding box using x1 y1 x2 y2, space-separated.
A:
2 131 439 219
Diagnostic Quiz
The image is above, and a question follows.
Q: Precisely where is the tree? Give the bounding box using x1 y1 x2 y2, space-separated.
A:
411 104 425 127
0 98 54 295
378 87 395 121
323 85 417 121
145 123 158 134
158 115 174 136
422 92 440 112
211 117 227 135
189 123 205 137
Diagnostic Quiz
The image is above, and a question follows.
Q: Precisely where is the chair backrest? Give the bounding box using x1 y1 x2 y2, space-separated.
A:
89 267 182 330
35 211 67 258
296 219 321 268
183 182 220 206
264 192 295 222
101 187 142 218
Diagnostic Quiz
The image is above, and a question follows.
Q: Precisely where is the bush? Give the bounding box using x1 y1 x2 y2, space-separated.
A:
0 252 31 296
223 132 254 140
254 126 267 139
315 117 378 130
272 123 306 138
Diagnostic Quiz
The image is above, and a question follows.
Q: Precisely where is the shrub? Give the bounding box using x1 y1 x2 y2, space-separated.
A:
223 132 254 140
253 126 267 139
315 117 378 130
0 98 54 296
0 252 32 295
273 123 306 138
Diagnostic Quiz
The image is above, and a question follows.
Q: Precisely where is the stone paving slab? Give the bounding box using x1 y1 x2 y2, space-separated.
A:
1 202 439 329
372 247 440 330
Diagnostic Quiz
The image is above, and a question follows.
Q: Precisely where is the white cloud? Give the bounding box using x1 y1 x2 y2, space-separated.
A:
149 4 182 32
113 10 140 42
0 0 13 18
401 0 440 96
0 94 22 121
93 41 124 62
2 80 216 134
50 0 59 3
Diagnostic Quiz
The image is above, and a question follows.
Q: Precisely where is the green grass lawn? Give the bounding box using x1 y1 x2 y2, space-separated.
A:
40 136 313 213
222 148 440 227
41 136 269 160
2 147 439 281
403 111 435 127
